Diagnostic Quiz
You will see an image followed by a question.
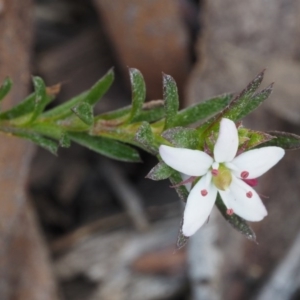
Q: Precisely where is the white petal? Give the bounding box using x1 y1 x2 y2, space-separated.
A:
231 146 285 179
159 145 213 176
182 175 217 236
214 118 239 163
219 189 233 209
228 176 267 221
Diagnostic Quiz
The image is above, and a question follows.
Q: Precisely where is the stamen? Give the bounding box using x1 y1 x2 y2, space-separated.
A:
211 169 219 176
201 189 208 196
241 171 249 179
246 191 253 198
226 209 234 215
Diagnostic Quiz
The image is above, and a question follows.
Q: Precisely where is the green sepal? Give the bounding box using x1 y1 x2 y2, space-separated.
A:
128 68 146 123
162 127 199 149
71 102 94 126
238 128 274 149
69 132 141 162
12 130 58 155
42 68 114 120
215 195 256 242
135 122 158 154
0 77 13 103
146 161 175 180
163 74 179 129
173 93 232 127
257 131 300 150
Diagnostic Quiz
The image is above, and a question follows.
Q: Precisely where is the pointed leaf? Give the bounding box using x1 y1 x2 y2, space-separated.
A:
42 68 114 120
177 218 189 249
215 195 256 242
163 74 179 129
0 93 53 121
234 83 273 121
146 161 175 180
69 132 141 162
71 102 94 126
162 127 199 149
0 77 12 102
223 70 269 121
11 130 58 155
29 76 49 122
173 93 232 127
257 131 300 150
135 122 158 154
128 68 146 123
59 132 71 148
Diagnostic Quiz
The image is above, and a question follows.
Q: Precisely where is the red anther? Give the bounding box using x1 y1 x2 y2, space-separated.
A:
201 189 208 196
211 169 219 176
226 209 234 215
246 191 253 198
241 171 249 179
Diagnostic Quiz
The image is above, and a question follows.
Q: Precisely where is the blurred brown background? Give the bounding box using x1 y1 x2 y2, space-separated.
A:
0 0 300 299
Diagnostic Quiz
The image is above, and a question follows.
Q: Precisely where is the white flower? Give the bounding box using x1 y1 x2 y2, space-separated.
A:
159 118 285 237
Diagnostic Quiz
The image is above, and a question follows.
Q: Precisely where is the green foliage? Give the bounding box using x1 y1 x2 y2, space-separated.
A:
135 122 158 154
0 77 13 103
71 102 94 126
146 161 175 181
69 132 141 162
215 195 257 242
173 93 232 127
258 131 300 150
163 74 179 129
162 127 199 149
128 68 146 123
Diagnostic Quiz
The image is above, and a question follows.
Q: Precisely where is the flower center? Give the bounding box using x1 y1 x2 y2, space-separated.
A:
212 164 232 191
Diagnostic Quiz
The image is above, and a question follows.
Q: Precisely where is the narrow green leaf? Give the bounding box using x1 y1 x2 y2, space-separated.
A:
71 102 94 126
257 131 300 150
96 100 165 124
29 76 48 122
177 218 189 249
135 122 158 154
234 83 273 121
162 127 199 149
223 70 268 121
42 68 114 120
59 132 71 148
173 94 232 127
146 161 175 180
215 195 256 242
128 68 146 123
163 74 179 129
69 132 141 162
0 93 53 121
12 130 58 155
0 77 12 102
